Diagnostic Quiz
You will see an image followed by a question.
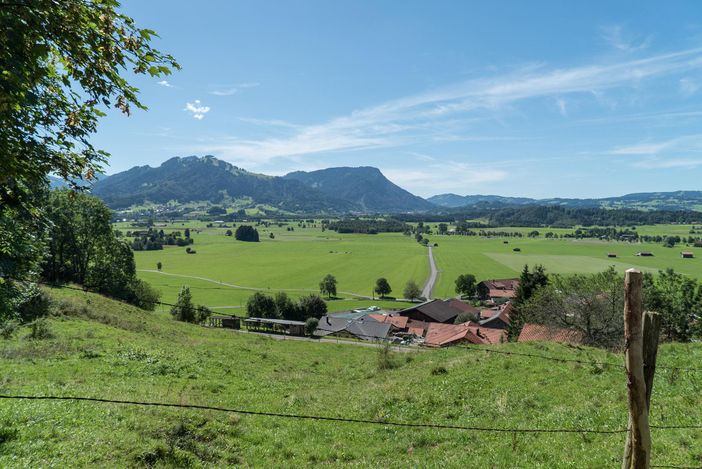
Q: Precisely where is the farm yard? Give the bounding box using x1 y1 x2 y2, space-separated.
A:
119 221 702 309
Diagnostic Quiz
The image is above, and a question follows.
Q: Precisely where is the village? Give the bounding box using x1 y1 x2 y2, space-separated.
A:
210 278 583 348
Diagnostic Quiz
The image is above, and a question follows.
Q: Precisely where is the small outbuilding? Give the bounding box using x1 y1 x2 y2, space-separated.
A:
209 315 241 329
244 317 306 336
607 252 617 258
681 251 695 259
636 251 654 257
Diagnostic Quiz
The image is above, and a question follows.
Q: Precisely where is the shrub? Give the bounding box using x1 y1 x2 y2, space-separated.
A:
125 279 161 311
171 287 196 323
376 341 398 371
431 365 448 375
16 285 52 322
0 319 20 339
25 317 55 340
195 305 213 324
305 317 319 336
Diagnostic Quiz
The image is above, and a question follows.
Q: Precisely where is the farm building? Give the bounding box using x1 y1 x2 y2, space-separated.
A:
244 317 306 336
607 252 617 258
315 316 393 341
636 251 654 257
681 251 695 259
397 299 464 324
209 315 240 329
478 303 512 330
423 322 506 347
477 279 520 301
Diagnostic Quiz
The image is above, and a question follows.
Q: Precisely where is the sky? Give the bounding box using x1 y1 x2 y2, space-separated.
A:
94 0 702 199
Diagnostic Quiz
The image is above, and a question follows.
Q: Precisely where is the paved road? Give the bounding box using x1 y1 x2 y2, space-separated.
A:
421 245 438 299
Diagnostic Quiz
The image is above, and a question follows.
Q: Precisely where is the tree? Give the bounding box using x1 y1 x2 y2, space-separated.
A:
157 262 162 271
184 228 191 239
644 269 700 341
319 274 337 299
403 280 422 302
305 317 319 336
455 311 479 324
438 223 448 235
374 278 392 298
246 292 278 319
454 274 477 298
195 305 213 324
225 229 233 237
274 291 300 321
508 264 549 340
519 268 623 348
235 225 260 242
298 294 327 319
269 232 275 239
0 2 177 318
171 286 196 323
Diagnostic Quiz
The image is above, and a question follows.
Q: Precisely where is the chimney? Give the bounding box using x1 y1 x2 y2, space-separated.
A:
325 316 330 325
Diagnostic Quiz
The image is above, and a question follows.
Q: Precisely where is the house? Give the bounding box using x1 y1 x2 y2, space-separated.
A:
367 313 409 329
681 251 695 259
636 251 654 257
406 319 429 338
397 299 464 324
445 299 480 315
244 317 306 336
607 252 617 258
477 279 520 301
315 315 392 341
478 303 512 330
208 315 240 329
518 323 584 345
423 321 507 347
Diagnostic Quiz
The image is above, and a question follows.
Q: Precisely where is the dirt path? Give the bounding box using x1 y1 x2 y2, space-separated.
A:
421 245 438 299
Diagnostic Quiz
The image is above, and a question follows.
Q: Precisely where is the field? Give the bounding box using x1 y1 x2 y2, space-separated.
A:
1 287 701 467
121 221 701 308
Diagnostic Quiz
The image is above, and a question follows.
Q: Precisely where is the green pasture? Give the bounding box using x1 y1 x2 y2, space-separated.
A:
1 288 700 467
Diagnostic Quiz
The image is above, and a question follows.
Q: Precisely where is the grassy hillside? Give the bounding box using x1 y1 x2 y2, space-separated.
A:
1 288 701 467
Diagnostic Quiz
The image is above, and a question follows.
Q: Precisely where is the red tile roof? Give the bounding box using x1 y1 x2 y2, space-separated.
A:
518 323 584 344
368 314 409 329
424 322 485 347
480 279 520 291
467 325 507 345
488 288 516 298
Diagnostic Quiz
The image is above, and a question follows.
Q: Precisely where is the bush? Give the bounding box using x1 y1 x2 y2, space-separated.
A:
25 317 55 340
0 319 20 339
305 317 319 336
376 341 398 371
195 305 213 324
454 311 479 324
125 279 161 311
16 285 51 322
431 365 448 375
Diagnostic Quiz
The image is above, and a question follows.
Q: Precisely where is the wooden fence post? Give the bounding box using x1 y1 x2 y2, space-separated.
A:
621 269 652 469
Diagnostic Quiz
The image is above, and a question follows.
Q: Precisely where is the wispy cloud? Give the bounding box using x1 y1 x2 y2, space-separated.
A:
209 82 260 96
633 158 702 169
612 134 702 156
193 47 702 168
384 160 508 196
157 80 174 88
184 100 211 120
679 77 699 96
600 25 653 53
555 97 568 116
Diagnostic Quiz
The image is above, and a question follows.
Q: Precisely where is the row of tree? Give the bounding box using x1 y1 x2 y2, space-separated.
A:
246 291 327 321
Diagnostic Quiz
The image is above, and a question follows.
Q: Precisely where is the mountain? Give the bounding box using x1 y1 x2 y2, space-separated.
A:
428 191 702 212
284 166 435 212
91 156 356 213
91 156 433 213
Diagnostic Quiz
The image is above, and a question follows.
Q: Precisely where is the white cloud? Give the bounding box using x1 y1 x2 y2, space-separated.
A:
679 77 699 96
633 158 702 169
184 100 211 120
600 25 653 53
384 161 508 196
209 82 260 96
157 80 174 88
555 98 567 116
197 47 702 164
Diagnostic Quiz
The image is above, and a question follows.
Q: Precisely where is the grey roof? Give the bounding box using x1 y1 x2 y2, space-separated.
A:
245 317 306 326
397 299 462 323
315 315 391 341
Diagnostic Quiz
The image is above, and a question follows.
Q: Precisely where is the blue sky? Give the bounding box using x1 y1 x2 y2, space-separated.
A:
94 0 702 198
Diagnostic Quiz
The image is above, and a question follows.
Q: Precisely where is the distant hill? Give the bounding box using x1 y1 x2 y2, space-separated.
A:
284 166 435 213
428 191 702 212
91 156 355 213
90 156 433 213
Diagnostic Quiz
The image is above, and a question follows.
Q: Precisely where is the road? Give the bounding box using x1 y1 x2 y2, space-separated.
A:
421 245 438 299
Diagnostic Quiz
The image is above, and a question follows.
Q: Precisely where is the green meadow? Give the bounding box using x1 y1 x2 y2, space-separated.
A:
1 287 700 467
123 221 701 307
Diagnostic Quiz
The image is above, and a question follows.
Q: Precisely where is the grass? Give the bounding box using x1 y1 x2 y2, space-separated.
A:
1 288 701 467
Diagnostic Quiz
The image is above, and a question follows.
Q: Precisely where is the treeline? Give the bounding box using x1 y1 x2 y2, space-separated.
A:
129 228 192 251
41 190 161 310
509 265 702 348
396 206 702 227
324 218 409 234
246 291 327 321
